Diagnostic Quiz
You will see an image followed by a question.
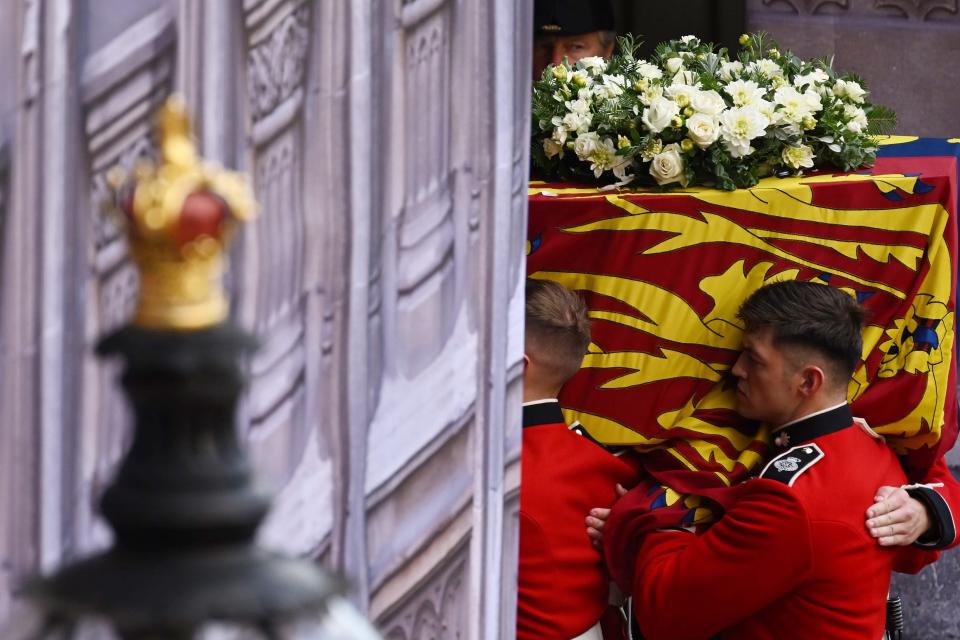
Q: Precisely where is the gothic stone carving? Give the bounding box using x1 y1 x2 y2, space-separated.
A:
243 0 313 491
762 0 850 13
246 2 310 122
380 548 467 640
874 0 958 19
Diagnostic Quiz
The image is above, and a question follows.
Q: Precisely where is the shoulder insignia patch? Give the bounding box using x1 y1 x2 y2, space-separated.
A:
760 443 825 486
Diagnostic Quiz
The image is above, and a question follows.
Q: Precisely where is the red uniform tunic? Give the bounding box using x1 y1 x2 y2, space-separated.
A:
630 404 906 640
517 400 637 640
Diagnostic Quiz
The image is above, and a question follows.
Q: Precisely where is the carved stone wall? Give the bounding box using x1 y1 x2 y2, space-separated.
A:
0 0 529 637
747 0 960 136
241 0 313 498
77 3 177 553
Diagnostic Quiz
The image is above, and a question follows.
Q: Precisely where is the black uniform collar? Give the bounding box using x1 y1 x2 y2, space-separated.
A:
523 400 566 428
771 403 853 450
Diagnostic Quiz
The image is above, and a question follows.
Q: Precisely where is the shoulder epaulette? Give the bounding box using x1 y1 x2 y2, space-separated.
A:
760 443 825 486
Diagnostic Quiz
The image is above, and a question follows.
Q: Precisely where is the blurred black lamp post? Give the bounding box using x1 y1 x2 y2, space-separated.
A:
19 98 380 640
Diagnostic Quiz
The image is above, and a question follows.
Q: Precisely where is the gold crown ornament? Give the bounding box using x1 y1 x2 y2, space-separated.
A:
110 96 256 330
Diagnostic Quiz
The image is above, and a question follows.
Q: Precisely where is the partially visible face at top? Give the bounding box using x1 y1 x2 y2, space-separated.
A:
730 327 804 427
532 31 613 81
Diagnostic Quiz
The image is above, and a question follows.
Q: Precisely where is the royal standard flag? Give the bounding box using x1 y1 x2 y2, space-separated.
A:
527 138 959 531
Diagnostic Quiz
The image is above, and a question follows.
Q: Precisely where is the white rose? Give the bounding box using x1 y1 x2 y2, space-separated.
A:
834 79 866 103
596 74 626 99
793 68 829 89
748 58 783 79
720 106 769 158
680 35 698 45
781 143 815 169
802 89 823 113
565 98 590 115
665 57 684 74
642 96 681 133
562 110 592 134
577 56 608 76
637 62 663 81
573 131 601 160
543 138 563 158
550 122 568 145
686 113 721 148
649 143 688 187
724 79 766 107
843 104 869 133
690 89 726 116
846 81 867 104
719 60 743 82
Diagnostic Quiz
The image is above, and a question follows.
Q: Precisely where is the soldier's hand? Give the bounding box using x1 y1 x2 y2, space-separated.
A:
587 483 628 550
866 486 930 546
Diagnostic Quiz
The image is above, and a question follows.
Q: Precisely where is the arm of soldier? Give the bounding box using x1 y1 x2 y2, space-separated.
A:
867 456 958 549
631 481 813 640
586 483 628 550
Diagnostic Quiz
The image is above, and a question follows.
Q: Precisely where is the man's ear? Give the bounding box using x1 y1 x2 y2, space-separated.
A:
523 353 531 371
798 365 825 397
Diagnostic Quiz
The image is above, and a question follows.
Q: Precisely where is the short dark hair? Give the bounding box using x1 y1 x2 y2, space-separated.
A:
525 278 591 387
737 281 864 383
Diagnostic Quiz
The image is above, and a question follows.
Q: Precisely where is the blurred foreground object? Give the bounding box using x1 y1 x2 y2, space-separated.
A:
20 97 381 640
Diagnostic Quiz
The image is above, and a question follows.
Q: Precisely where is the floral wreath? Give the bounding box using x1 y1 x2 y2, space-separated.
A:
531 33 896 191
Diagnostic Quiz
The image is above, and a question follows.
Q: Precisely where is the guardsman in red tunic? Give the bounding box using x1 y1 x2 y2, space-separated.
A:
613 281 928 639
518 279 637 640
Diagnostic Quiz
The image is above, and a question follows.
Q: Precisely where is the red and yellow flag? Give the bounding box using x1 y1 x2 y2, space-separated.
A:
527 149 958 528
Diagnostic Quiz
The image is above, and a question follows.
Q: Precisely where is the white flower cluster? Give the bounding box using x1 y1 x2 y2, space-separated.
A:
532 34 888 190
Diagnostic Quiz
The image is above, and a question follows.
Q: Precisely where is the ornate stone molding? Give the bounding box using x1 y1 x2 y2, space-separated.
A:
379 548 468 639
874 0 958 19
762 0 850 13
241 0 314 500
245 2 310 124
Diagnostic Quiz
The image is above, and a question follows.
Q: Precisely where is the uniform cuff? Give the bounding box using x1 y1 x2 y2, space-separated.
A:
907 486 956 550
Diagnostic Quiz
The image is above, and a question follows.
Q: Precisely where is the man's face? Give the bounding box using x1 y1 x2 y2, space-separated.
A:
532 31 613 80
730 328 802 426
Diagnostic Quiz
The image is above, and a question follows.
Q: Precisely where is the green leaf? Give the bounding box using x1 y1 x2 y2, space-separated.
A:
867 104 897 136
